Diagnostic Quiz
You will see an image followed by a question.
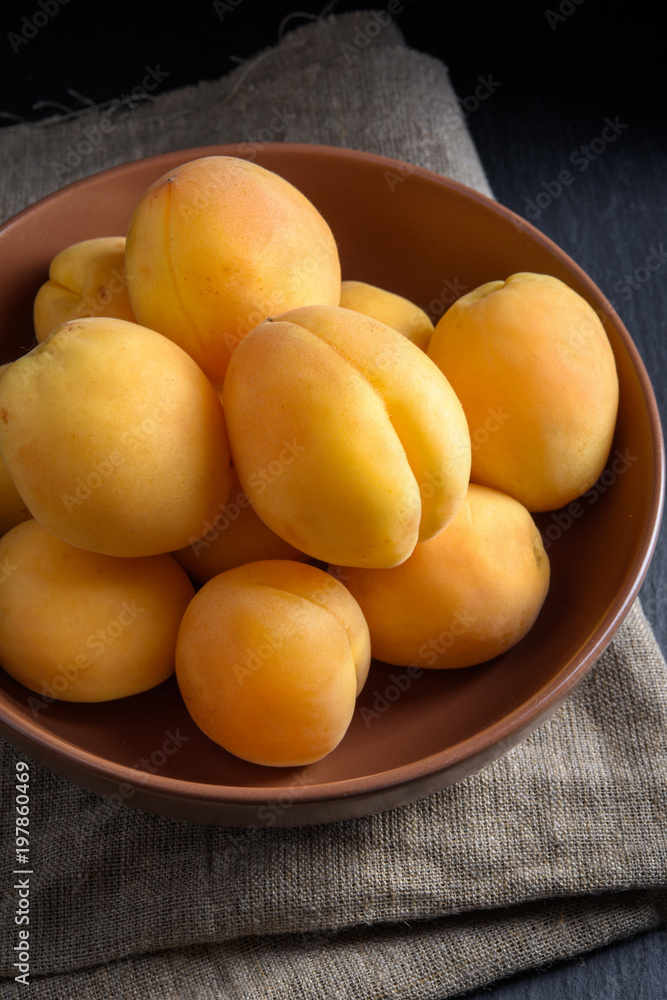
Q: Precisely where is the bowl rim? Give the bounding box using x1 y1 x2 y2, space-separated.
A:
0 141 664 814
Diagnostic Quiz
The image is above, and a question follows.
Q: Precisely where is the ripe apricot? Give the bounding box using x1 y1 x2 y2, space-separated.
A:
0 519 194 702
0 461 31 538
331 483 550 669
0 317 233 557
0 367 31 535
33 236 135 342
125 155 341 387
173 467 310 584
339 279 434 351
427 272 619 511
222 303 471 568
175 560 371 766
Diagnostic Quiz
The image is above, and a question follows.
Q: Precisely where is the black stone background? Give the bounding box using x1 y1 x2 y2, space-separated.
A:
1 0 666 996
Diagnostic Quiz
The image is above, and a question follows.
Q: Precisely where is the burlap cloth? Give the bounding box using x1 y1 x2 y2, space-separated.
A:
0 12 665 999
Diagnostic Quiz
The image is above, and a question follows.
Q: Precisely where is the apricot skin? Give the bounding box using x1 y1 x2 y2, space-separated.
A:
339 279 434 351
33 236 135 342
0 463 31 538
175 560 371 766
125 156 342 387
173 467 310 584
0 519 195 702
331 483 550 669
427 272 619 512
0 317 233 558
222 304 471 569
0 368 31 535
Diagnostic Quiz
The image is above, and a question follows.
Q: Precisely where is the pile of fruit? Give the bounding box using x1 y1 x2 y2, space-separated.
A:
0 155 619 768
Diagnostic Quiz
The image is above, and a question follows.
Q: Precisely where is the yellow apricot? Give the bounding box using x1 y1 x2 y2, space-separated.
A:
173 467 310 584
331 484 550 669
0 460 31 538
427 272 619 511
0 519 194 702
340 279 434 350
175 560 370 766
33 236 135 342
125 155 341 387
0 317 233 557
0 364 32 536
222 303 471 568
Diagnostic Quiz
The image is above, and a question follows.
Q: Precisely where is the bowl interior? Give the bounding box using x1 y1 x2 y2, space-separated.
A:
0 143 662 824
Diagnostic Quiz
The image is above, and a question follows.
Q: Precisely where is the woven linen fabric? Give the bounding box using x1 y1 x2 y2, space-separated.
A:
1 11 666 1000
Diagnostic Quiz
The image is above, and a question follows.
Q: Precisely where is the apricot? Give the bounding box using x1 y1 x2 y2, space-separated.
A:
339 279 434 351
0 459 31 538
427 272 619 511
33 236 136 342
0 317 233 557
124 155 341 387
0 365 32 536
175 560 371 766
0 519 194 702
172 467 310 584
331 483 550 669
222 303 471 568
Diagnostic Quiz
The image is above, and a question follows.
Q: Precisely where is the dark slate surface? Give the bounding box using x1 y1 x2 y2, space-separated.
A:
1 0 665 995
461 923 667 999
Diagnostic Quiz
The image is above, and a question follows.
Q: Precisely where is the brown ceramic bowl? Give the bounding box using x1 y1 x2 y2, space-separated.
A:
0 144 663 826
